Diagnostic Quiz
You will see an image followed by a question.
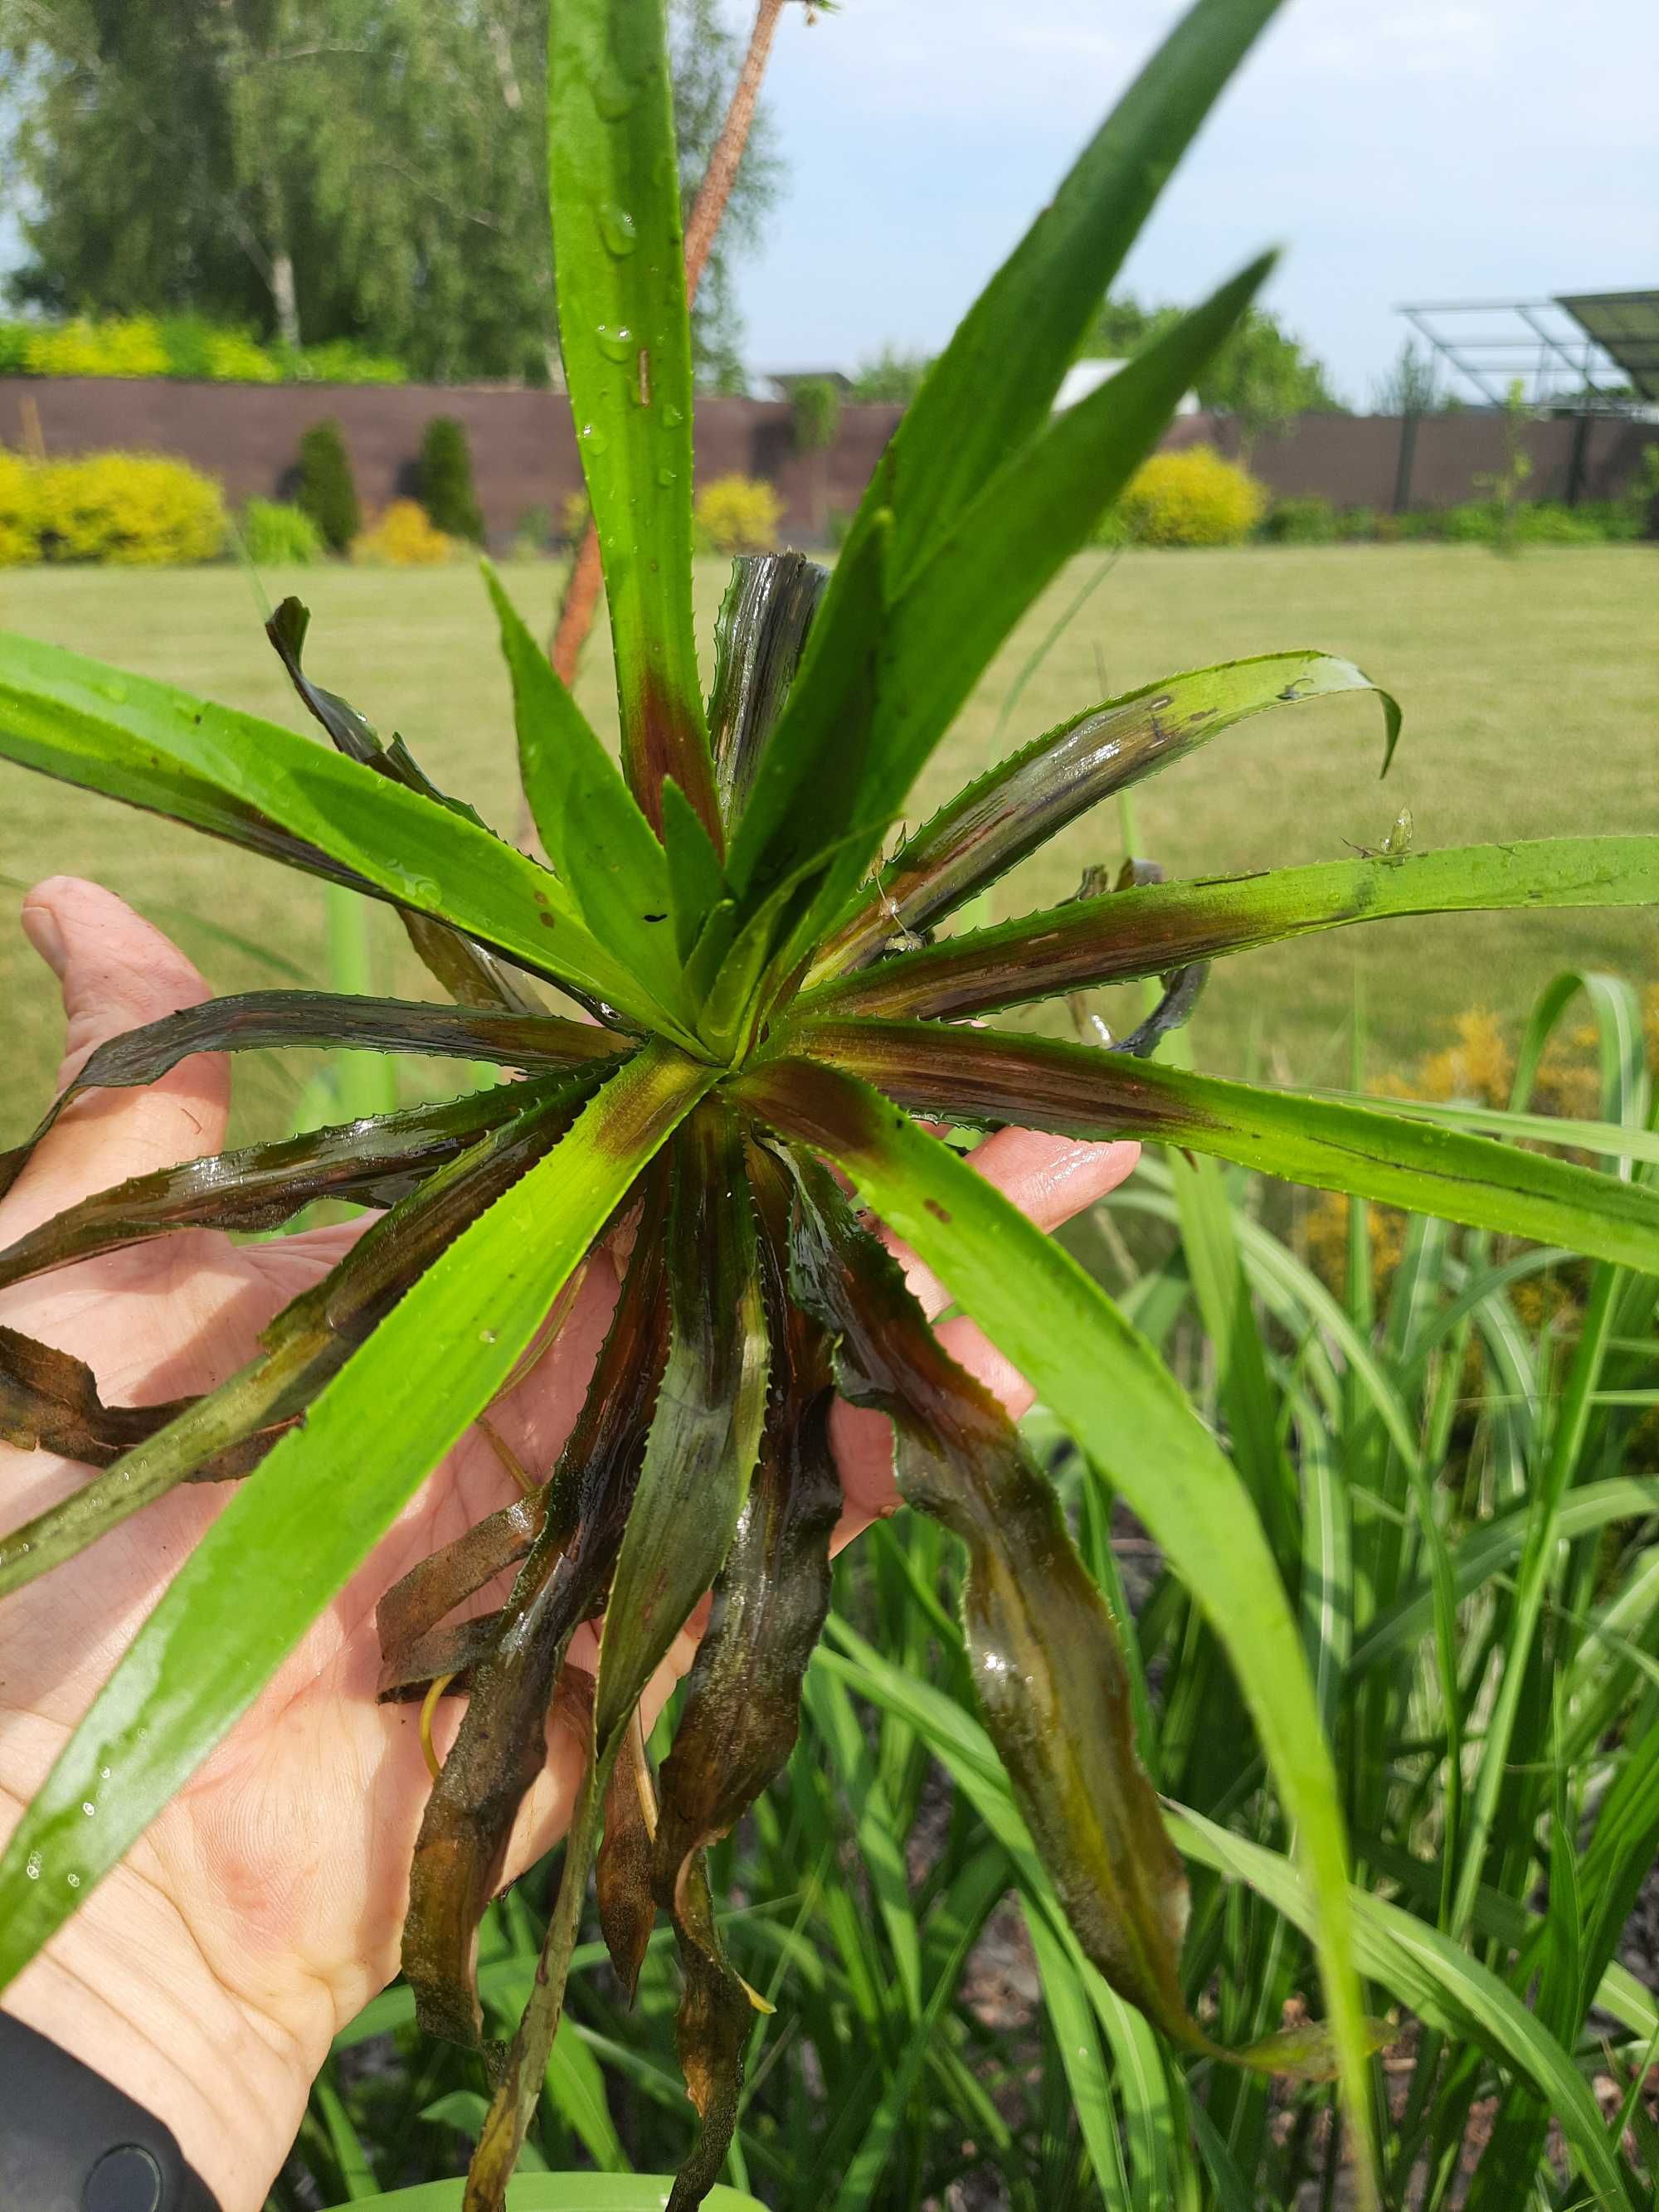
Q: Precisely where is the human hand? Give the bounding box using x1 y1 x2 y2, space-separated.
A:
0 877 1138 2210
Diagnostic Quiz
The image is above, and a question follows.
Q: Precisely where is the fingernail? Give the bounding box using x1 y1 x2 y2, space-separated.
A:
20 902 66 978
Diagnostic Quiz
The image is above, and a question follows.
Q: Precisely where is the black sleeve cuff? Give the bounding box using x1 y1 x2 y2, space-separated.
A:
0 2011 222 2211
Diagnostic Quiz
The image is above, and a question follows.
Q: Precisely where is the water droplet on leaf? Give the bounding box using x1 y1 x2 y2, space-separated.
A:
656 466 676 488
599 203 638 257
592 64 637 120
66 1872 80 1889
661 403 684 429
24 1853 41 1881
80 1801 95 1817
595 323 634 362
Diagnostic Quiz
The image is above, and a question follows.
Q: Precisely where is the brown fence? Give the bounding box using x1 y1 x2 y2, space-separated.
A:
2 377 1656 540
1175 410 1659 513
0 377 904 543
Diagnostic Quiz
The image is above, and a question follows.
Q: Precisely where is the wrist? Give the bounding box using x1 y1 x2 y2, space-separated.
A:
0 1783 319 2212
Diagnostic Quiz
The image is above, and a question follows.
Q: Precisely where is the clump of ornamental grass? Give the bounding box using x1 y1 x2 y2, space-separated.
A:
2 2 1658 2206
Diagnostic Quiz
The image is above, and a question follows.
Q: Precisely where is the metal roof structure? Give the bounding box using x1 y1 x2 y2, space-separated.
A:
1397 292 1659 414
1556 292 1659 401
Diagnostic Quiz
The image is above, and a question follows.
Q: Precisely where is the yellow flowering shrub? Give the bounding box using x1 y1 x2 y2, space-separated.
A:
0 449 38 565
32 454 226 564
351 499 456 566
200 329 282 383
1118 444 1266 547
25 317 170 380
694 474 785 556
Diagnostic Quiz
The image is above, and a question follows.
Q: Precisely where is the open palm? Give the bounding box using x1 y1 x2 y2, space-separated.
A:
0 876 1136 2210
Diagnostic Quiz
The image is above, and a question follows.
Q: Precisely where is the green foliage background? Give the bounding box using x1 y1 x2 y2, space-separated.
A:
0 0 779 387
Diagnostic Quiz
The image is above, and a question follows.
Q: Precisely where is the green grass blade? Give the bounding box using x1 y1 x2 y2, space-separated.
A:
1300 1089 1659 1171
0 1041 716 1995
809 649 1399 984
547 0 714 838
1169 1803 1639 2210
0 631 682 1034
484 562 687 1014
542 2030 633 2176
868 0 1285 588
343 2182 766 2211
741 1057 1378 2201
806 835 1659 1021
1021 1900 1133 2209
1350 1475 1659 1680
802 1019 1659 1276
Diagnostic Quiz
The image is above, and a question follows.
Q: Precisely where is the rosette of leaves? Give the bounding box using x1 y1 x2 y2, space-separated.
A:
1 2 1657 2205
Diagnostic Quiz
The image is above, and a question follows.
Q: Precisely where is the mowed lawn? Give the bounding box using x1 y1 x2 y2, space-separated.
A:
2 545 1655 1145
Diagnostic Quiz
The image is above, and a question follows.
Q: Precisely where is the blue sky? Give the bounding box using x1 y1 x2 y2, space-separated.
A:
728 0 1659 406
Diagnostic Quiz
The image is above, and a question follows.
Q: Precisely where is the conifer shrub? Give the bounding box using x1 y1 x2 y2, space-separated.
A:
418 416 484 542
296 419 361 552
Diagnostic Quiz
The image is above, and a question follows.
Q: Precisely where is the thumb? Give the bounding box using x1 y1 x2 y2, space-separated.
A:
1 877 231 1241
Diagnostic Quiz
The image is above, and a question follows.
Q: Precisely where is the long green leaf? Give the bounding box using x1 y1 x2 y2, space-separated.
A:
737 1057 1378 2200
0 1041 716 1994
810 650 1399 982
547 0 714 838
869 0 1284 587
485 562 687 1011
0 632 679 1034
732 264 1272 938
806 835 1659 1021
800 1018 1659 1276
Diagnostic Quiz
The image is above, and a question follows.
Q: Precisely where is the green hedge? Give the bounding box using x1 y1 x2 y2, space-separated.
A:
0 314 406 386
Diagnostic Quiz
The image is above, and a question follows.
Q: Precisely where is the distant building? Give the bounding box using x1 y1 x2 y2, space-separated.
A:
1054 358 1200 415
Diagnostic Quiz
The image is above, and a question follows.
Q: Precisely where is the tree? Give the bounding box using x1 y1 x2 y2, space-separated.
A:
1370 336 1454 416
0 0 781 386
1078 293 1345 447
850 345 933 404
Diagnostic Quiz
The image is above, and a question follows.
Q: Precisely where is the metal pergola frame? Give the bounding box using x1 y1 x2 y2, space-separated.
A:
1396 297 1649 414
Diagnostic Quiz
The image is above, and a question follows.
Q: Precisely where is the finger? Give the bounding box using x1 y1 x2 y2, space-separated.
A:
828 1310 1038 1548
884 1128 1140 1317
2 878 231 1240
834 1139 1137 1544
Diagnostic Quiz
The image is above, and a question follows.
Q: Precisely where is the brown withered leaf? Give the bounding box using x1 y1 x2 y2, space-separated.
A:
402 1170 671 2049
